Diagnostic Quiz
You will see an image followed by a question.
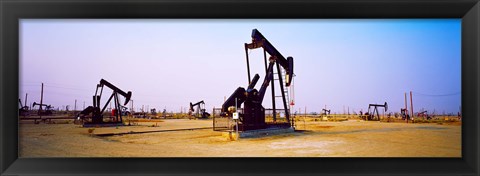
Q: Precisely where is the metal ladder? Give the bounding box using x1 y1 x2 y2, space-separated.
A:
273 67 291 121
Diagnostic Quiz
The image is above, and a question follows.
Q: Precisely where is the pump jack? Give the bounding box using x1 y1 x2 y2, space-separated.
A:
76 79 132 127
365 102 388 121
321 109 331 116
33 102 54 116
19 99 30 116
417 110 432 120
400 108 410 120
189 100 210 119
151 108 157 116
220 29 294 131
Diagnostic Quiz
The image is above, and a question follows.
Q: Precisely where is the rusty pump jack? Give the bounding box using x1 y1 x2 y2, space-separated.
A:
220 29 294 131
366 102 388 121
189 100 210 119
76 79 132 127
417 110 432 120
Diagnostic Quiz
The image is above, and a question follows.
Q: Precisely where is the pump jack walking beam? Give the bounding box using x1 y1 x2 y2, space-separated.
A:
245 29 294 86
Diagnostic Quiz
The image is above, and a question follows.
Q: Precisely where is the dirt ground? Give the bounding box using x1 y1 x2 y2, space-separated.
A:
19 118 461 157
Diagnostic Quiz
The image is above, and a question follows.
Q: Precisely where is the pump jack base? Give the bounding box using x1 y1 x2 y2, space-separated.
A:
82 122 124 128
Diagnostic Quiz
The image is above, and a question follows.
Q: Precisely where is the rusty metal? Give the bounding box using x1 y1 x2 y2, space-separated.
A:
417 110 432 120
404 92 408 123
410 91 414 119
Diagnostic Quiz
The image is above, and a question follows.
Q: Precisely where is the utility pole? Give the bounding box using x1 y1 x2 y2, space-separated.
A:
304 106 307 130
39 83 44 117
404 92 408 123
235 98 238 140
410 91 414 121
130 100 134 113
74 99 77 113
25 93 28 108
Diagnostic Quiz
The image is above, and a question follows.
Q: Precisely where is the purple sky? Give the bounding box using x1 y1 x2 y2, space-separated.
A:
20 19 461 114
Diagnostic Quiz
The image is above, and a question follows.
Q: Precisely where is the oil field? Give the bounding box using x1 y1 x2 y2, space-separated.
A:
19 20 461 157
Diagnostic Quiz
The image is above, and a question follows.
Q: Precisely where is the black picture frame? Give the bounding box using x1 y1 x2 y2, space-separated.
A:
1 0 479 175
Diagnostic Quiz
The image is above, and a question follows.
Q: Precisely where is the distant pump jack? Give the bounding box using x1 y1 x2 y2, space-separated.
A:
189 100 210 119
365 102 388 121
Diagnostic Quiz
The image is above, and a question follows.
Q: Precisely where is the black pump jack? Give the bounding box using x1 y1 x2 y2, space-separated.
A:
33 102 54 115
367 102 388 121
77 79 132 126
189 100 210 119
221 29 294 131
322 109 331 116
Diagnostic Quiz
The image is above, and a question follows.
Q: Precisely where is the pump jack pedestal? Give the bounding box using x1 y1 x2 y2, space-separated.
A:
241 100 266 131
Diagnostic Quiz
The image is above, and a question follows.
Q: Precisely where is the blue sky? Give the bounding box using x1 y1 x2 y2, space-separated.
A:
20 19 461 114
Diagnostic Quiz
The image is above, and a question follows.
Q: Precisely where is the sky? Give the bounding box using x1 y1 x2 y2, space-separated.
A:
19 19 461 115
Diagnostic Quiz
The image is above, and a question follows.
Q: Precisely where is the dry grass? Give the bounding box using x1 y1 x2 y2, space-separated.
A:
19 119 461 157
